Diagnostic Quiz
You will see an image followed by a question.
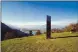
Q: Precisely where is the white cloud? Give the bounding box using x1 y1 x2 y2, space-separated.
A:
2 19 77 28
51 20 77 26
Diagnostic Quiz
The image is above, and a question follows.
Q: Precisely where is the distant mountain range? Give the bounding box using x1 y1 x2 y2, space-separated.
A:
19 24 65 34
21 24 65 30
3 23 65 34
6 24 65 30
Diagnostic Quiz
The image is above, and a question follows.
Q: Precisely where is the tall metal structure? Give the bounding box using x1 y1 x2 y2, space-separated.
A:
46 15 51 39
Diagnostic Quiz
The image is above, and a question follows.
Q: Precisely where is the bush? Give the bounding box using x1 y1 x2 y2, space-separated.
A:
63 22 78 32
35 30 41 35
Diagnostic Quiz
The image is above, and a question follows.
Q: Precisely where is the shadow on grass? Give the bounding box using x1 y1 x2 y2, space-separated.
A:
52 36 78 39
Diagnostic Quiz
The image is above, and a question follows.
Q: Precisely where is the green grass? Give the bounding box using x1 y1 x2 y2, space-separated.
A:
1 32 78 52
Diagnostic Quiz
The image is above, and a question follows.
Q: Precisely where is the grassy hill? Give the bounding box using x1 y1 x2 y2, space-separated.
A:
1 32 78 52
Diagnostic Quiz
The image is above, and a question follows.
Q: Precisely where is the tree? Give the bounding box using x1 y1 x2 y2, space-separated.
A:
35 30 41 35
29 30 33 36
63 22 78 32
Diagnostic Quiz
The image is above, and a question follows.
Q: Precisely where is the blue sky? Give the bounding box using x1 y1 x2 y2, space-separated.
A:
2 1 78 28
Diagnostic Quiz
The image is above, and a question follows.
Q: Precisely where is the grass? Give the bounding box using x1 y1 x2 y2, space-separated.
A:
1 32 78 52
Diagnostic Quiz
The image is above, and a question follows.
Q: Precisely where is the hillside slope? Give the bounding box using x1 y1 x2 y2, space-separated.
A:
1 22 29 41
1 32 78 52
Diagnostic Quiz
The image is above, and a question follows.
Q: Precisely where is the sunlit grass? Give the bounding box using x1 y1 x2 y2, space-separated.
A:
1 32 78 52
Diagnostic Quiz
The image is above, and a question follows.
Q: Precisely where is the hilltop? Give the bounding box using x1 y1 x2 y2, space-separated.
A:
1 32 78 52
